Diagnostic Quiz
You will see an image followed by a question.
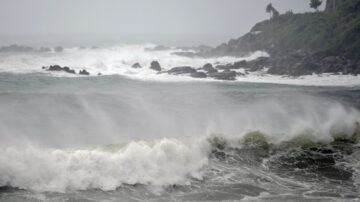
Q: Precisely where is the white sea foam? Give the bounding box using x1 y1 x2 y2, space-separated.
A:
0 138 210 192
0 95 359 192
0 44 359 86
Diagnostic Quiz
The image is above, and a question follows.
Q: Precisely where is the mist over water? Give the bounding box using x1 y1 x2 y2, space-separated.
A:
0 71 360 199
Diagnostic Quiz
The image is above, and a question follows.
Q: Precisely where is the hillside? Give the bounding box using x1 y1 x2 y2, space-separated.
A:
202 0 360 59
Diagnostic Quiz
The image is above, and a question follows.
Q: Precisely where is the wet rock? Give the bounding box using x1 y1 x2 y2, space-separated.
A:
233 60 247 68
246 57 270 72
208 71 237 80
202 63 218 73
132 63 142 68
44 65 76 74
150 61 161 71
190 72 207 78
79 69 90 75
167 66 196 75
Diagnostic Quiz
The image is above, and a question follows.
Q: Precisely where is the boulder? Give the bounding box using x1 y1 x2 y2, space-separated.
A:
132 63 142 68
79 69 90 75
45 65 76 74
150 61 161 71
202 63 218 73
167 66 196 75
233 60 247 68
190 72 207 78
208 71 237 80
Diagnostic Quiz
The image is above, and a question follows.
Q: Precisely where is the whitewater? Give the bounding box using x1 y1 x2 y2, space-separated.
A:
0 44 359 86
1 44 360 201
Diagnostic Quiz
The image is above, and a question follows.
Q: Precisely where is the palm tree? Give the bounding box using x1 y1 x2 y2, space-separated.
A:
310 0 322 11
266 3 273 18
266 3 280 19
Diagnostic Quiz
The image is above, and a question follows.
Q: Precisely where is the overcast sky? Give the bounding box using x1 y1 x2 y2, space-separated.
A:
0 0 325 46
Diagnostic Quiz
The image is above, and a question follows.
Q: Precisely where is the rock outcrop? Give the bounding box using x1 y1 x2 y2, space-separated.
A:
42 65 92 76
79 69 90 75
150 61 161 71
44 65 76 74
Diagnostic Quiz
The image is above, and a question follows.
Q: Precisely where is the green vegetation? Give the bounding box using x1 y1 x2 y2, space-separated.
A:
247 0 360 59
310 0 323 11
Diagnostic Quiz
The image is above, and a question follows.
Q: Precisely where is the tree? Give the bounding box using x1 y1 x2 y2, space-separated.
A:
266 3 280 19
310 0 322 11
266 3 273 18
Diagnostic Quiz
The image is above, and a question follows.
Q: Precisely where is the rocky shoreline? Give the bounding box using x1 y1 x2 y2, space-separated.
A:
42 50 360 80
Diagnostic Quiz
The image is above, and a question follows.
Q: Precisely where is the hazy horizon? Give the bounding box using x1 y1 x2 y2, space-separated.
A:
0 0 325 46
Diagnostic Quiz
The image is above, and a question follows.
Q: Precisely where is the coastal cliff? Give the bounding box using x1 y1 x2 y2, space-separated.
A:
175 0 360 76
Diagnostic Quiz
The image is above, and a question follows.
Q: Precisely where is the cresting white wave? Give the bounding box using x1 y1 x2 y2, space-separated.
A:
0 138 210 192
1 44 359 86
0 100 359 192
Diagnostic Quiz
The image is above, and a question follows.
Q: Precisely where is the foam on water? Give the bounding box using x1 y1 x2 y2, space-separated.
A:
0 44 262 76
1 44 359 86
0 138 210 192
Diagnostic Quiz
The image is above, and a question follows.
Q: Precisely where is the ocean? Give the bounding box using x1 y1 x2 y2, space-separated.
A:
0 44 360 201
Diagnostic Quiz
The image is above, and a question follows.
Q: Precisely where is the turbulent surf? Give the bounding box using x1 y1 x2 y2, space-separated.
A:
0 45 360 201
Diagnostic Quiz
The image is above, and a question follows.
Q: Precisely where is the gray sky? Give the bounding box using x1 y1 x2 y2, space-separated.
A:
0 0 324 46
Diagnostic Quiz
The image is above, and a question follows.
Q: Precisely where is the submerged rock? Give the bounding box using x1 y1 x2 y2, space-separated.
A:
150 61 161 71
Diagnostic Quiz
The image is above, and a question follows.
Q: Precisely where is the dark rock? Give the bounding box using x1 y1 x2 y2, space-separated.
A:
62 66 76 74
97 73 102 76
246 57 270 72
54 46 63 53
190 72 207 78
79 69 90 75
208 71 237 80
132 63 142 68
202 63 218 73
167 66 196 75
150 61 162 71
45 65 76 74
233 60 247 68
